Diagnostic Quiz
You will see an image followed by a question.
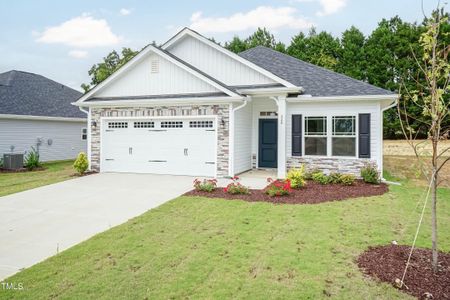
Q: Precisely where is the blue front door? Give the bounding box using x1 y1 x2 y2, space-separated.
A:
258 119 277 168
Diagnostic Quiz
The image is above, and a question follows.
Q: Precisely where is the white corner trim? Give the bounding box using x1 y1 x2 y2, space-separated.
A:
75 45 240 104
0 114 86 122
288 94 399 103
161 28 298 89
72 96 243 108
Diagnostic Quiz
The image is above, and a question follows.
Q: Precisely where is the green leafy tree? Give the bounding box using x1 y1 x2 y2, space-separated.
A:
81 47 138 93
337 26 366 80
246 27 276 49
225 36 248 53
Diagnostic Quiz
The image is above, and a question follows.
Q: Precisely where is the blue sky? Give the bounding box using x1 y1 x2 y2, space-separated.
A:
0 0 444 91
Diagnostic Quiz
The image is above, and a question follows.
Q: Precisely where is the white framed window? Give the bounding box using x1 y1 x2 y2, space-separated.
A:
332 116 356 157
161 121 183 128
81 128 87 140
304 116 327 156
134 121 154 128
189 120 213 128
303 115 358 157
108 122 128 129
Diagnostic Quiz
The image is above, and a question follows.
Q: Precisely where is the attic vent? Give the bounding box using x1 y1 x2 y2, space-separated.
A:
151 59 159 73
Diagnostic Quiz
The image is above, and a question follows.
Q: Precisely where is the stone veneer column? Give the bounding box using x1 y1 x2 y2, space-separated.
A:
89 105 229 177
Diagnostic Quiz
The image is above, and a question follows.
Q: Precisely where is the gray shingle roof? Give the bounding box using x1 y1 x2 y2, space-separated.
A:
239 46 395 97
0 70 85 118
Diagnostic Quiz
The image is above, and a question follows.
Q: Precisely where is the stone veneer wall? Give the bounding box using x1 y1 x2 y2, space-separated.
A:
90 105 229 176
287 156 376 176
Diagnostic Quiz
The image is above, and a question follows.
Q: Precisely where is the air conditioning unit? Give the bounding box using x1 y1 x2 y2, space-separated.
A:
3 153 24 170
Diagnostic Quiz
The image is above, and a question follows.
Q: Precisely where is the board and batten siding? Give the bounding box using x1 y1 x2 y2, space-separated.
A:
0 118 87 162
285 101 382 172
233 101 253 174
94 53 219 98
167 35 276 86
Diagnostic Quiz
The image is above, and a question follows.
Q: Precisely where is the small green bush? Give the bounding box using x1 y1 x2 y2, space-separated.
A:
73 152 89 175
328 172 341 184
287 165 306 188
24 147 42 170
305 168 321 180
311 172 330 185
360 163 380 184
0 157 3 168
193 179 217 192
339 174 356 185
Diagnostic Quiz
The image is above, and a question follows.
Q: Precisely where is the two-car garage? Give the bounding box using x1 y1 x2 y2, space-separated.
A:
101 117 217 177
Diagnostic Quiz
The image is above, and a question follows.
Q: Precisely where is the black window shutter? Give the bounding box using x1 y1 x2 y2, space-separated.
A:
292 114 302 156
359 113 371 158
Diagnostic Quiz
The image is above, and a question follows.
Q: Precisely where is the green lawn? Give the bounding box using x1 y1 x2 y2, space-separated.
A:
1 179 449 299
0 160 75 197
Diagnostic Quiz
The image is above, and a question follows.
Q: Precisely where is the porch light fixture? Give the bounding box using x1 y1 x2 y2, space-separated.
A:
91 120 97 128
221 118 225 127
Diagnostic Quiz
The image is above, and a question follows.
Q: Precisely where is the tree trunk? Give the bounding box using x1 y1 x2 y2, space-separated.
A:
431 165 438 272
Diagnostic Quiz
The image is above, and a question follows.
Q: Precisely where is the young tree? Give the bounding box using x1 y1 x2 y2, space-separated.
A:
398 9 450 271
81 47 138 92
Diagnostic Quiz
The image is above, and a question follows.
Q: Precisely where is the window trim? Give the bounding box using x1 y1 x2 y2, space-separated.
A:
81 128 87 141
301 114 359 159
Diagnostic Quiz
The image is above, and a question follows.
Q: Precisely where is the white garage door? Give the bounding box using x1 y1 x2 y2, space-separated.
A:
101 118 216 176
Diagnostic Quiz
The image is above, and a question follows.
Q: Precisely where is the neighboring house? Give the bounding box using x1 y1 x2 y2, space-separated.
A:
74 28 398 178
0 70 86 162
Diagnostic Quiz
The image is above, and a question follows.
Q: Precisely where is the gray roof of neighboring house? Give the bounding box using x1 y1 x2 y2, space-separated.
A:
239 46 395 97
0 70 85 118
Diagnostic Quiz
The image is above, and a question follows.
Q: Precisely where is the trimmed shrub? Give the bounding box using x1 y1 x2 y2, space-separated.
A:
360 163 380 184
0 157 3 168
265 178 292 197
24 147 42 170
224 176 250 195
73 152 89 175
287 165 306 188
193 178 217 192
328 172 342 184
305 168 321 180
339 174 356 185
311 172 330 185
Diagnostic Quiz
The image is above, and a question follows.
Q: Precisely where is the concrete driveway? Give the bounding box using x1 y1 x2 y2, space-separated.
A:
0 173 194 280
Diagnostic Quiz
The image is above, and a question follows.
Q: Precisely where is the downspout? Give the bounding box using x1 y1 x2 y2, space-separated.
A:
380 99 398 182
228 97 250 177
78 107 91 170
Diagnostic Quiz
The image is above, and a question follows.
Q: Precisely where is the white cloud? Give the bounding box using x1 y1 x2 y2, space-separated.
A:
36 14 121 48
316 0 347 16
189 6 314 33
68 50 88 58
119 8 131 16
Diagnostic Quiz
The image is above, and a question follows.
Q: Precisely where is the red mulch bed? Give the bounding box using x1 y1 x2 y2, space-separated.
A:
357 245 450 299
0 167 46 173
184 180 388 204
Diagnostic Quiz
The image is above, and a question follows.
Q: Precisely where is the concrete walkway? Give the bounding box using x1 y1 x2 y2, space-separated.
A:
0 173 194 280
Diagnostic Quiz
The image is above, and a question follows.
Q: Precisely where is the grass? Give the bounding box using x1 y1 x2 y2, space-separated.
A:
0 160 75 197
1 180 449 299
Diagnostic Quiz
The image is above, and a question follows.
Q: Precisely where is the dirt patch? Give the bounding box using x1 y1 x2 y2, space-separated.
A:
0 167 46 173
70 171 98 177
184 180 388 204
357 245 450 299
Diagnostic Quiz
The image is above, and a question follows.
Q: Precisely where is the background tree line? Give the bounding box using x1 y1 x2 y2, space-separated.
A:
83 14 449 139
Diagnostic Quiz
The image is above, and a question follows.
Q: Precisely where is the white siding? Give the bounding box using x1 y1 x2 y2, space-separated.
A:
0 119 87 162
167 36 276 86
95 53 219 98
233 101 252 174
286 101 382 170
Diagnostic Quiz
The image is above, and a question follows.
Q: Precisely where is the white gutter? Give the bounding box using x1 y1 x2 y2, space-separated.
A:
287 94 399 102
228 97 251 177
237 86 302 95
72 96 244 108
380 96 399 182
0 114 86 122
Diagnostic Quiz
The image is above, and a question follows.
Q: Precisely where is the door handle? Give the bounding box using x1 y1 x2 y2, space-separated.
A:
184 148 188 156
129 147 133 155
